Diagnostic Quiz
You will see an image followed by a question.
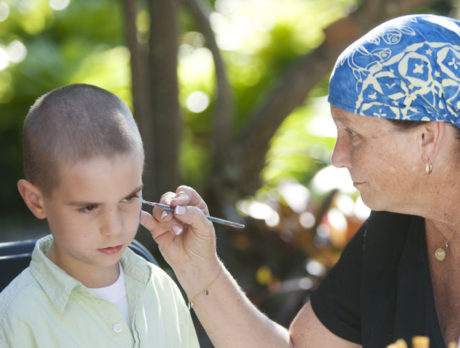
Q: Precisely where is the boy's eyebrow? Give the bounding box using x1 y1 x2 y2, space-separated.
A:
66 185 143 206
124 185 143 199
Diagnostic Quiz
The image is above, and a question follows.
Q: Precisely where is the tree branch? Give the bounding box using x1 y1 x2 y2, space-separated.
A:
179 0 233 171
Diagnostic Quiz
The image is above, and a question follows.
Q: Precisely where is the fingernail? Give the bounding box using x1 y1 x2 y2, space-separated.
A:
172 225 183 235
175 206 186 215
161 211 168 220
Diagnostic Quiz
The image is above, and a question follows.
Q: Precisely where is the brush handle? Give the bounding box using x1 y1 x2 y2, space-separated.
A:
142 200 245 229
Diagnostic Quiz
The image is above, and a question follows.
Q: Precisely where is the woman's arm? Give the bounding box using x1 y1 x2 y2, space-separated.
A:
141 185 360 348
178 258 291 348
290 302 361 348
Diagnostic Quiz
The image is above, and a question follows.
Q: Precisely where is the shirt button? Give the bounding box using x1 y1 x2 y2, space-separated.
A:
113 323 123 333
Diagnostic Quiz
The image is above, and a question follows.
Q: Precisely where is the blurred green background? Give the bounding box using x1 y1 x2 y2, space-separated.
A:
0 0 457 345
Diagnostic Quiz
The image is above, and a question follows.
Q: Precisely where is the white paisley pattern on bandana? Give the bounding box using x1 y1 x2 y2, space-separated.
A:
328 14 460 127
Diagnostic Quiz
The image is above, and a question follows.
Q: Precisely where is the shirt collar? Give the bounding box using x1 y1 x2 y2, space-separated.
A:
30 235 152 312
30 235 83 312
120 247 152 285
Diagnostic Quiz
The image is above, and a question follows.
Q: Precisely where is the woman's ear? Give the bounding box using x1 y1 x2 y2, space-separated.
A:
419 121 445 163
17 179 47 219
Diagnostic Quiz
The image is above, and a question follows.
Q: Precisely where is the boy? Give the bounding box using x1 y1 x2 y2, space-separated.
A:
0 84 199 347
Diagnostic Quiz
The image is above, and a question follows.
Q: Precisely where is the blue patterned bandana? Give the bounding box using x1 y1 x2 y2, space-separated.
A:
328 14 460 127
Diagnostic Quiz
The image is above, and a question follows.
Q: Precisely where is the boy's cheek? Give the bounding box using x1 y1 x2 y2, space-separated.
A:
134 208 142 235
128 206 143 236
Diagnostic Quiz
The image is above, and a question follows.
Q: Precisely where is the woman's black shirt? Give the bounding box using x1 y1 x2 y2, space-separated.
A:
310 211 445 348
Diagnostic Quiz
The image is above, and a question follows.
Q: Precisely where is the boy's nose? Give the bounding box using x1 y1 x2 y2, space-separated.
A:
331 135 352 169
100 208 123 236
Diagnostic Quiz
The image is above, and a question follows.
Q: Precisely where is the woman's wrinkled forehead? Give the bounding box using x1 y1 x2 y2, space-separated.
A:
328 14 460 128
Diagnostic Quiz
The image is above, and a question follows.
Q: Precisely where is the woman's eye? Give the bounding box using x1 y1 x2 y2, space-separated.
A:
346 128 357 137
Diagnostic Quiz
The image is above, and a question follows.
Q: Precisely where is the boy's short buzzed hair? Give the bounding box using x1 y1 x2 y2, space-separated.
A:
23 83 144 196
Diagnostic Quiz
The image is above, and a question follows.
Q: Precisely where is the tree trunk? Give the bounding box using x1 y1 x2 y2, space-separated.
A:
149 0 181 199
121 0 155 198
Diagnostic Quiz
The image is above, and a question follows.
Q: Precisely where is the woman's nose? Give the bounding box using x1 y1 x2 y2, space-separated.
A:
331 135 352 169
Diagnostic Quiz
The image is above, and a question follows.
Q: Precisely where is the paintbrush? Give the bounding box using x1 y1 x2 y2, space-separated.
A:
142 199 245 229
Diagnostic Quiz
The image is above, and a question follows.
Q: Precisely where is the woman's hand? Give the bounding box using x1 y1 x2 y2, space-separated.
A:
140 185 219 279
142 186 295 348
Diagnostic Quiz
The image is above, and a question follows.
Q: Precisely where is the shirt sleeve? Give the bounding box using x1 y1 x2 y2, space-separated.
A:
310 220 367 344
169 278 201 348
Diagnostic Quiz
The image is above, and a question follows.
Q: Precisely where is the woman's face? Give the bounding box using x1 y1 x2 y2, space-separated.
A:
330 106 423 212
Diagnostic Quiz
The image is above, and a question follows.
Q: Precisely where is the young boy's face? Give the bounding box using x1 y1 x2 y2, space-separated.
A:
41 152 143 287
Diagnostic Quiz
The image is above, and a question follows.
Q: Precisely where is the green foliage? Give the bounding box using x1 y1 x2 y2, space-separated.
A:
263 95 337 188
177 0 358 188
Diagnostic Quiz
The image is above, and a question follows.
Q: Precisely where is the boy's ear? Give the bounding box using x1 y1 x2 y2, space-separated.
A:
17 179 47 219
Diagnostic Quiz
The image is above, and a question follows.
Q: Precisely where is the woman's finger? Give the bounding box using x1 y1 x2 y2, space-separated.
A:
173 185 209 214
174 205 213 234
140 210 172 239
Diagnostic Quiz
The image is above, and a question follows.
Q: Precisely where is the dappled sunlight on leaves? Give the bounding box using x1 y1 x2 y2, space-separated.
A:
0 2 9 22
69 46 131 107
49 0 70 11
263 96 336 185
179 47 215 93
16 0 50 35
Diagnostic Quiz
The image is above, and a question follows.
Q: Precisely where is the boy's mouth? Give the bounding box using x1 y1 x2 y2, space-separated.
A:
98 245 123 255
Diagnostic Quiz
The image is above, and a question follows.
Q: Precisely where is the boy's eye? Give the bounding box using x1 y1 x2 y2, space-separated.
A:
121 193 140 203
78 204 98 213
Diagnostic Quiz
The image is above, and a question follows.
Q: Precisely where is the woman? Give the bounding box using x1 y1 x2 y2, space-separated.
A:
141 14 460 347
